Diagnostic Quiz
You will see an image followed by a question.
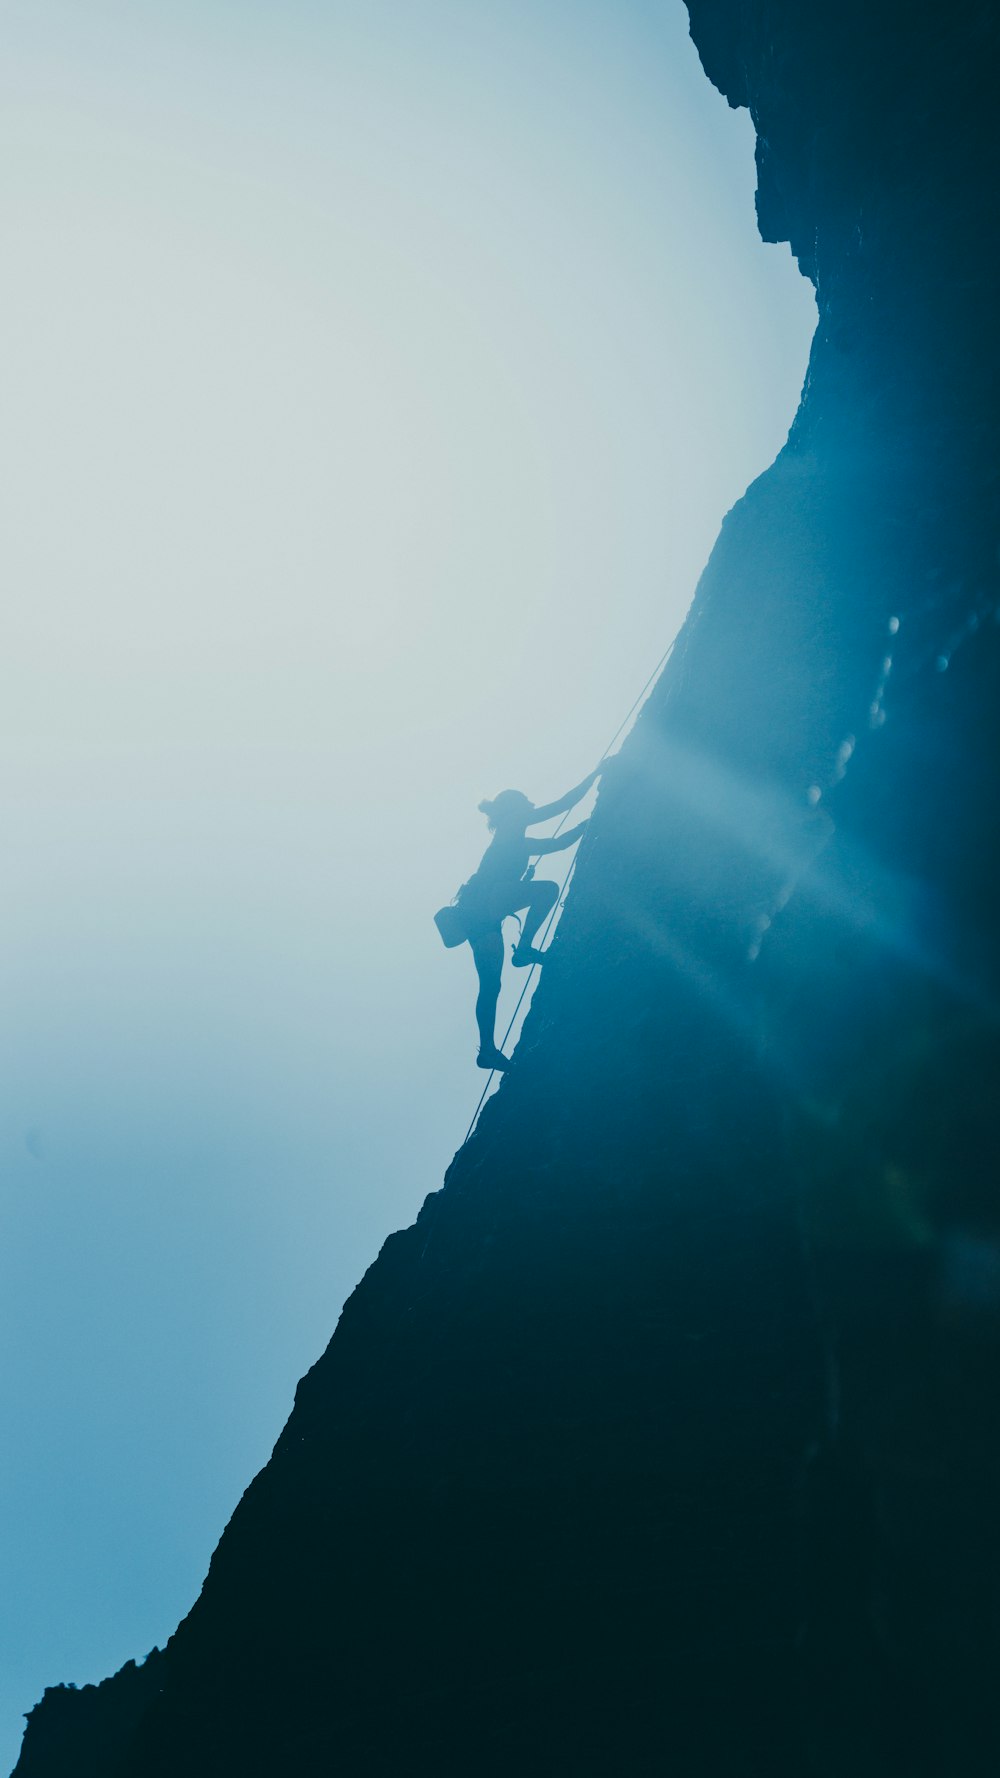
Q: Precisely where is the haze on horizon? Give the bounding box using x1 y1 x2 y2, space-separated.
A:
0 1 815 1767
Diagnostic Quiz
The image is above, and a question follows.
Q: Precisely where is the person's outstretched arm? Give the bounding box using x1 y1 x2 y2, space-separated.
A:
529 768 599 825
529 820 588 855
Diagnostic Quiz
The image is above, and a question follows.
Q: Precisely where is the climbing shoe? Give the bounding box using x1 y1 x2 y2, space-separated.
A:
477 1046 510 1072
511 944 547 968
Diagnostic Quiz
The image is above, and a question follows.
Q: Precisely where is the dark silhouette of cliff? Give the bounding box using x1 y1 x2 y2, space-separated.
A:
15 3 1000 1773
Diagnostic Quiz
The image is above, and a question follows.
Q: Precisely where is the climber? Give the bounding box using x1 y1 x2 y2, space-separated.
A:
435 769 600 1072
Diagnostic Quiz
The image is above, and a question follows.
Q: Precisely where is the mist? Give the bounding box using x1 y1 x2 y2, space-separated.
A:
0 2 815 1767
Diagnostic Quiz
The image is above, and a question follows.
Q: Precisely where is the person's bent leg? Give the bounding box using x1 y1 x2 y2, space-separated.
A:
509 879 561 970
470 928 508 1068
521 878 559 945
511 880 559 966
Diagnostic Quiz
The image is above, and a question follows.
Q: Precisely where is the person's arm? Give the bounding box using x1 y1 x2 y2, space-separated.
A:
529 768 599 825
529 820 588 855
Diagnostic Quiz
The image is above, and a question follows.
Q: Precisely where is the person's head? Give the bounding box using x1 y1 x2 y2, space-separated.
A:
478 788 534 833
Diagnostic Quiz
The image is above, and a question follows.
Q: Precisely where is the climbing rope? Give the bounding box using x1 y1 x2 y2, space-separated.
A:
461 631 680 1144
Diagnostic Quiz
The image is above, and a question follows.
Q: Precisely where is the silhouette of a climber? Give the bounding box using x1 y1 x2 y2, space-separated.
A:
444 770 599 1072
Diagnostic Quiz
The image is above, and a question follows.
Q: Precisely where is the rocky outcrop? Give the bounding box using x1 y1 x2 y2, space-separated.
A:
16 4 1000 1773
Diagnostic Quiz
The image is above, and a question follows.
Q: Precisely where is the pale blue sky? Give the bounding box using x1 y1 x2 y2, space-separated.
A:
0 2 815 1768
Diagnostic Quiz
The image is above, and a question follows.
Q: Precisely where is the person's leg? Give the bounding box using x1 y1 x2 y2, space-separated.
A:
470 927 507 1066
520 877 559 946
511 881 558 967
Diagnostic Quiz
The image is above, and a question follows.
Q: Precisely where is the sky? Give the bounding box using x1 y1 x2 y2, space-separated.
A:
0 2 815 1768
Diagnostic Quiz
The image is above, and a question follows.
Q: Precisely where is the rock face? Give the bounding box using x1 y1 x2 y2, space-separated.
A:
16 4 1000 1773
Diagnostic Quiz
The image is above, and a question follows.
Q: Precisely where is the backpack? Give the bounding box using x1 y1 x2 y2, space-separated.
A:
433 901 468 948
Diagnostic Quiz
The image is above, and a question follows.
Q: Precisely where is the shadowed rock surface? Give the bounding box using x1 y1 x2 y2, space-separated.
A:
15 2 1000 1772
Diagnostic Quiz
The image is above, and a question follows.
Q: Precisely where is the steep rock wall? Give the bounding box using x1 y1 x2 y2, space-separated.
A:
16 4 1000 1773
